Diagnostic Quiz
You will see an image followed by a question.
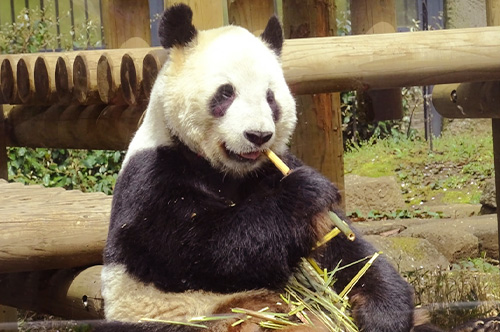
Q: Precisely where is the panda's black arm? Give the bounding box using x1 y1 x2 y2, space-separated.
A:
315 223 415 332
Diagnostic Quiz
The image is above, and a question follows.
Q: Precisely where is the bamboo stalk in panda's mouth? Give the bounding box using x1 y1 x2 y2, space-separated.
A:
263 149 355 242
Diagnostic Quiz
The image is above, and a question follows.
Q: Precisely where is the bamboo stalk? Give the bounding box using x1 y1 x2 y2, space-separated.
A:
264 149 355 242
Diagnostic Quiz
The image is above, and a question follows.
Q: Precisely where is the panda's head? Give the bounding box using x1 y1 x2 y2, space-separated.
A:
148 4 296 176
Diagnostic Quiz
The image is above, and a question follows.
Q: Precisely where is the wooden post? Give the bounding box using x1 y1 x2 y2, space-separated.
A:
228 0 275 34
0 105 7 180
350 0 402 121
486 0 500 261
101 0 151 49
164 1 226 29
283 0 345 202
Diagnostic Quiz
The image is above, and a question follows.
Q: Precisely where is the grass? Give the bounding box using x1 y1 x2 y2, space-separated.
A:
344 131 494 207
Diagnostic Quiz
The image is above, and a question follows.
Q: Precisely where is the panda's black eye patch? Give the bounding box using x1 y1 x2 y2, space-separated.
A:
210 84 235 117
267 89 280 122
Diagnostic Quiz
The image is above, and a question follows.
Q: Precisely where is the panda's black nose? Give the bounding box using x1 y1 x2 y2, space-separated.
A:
244 130 273 146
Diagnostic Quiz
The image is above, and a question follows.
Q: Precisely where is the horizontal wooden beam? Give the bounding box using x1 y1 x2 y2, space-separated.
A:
0 180 110 273
282 26 500 94
1 26 499 106
4 104 144 150
0 266 104 320
432 81 500 118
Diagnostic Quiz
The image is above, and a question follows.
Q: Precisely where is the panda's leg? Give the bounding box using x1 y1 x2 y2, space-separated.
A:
314 224 415 332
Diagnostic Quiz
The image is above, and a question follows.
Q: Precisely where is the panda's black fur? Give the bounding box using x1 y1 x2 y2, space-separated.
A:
99 4 447 332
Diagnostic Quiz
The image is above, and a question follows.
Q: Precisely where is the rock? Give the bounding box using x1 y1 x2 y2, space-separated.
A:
480 178 496 214
398 223 478 262
424 204 481 219
364 235 450 272
355 215 499 263
345 175 406 215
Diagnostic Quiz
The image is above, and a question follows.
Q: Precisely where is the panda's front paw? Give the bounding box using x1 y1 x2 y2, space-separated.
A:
280 166 340 214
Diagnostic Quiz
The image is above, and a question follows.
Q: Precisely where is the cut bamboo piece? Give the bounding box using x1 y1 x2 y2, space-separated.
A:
264 149 355 241
264 149 291 175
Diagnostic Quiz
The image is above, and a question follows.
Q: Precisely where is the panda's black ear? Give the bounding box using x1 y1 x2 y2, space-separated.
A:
159 4 198 49
261 15 284 56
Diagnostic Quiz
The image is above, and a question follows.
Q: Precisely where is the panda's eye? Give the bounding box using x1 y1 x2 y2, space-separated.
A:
267 89 280 122
210 84 236 117
220 84 235 99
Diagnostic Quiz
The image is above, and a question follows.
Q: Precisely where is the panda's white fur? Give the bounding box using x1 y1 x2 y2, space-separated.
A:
124 24 296 176
102 264 281 323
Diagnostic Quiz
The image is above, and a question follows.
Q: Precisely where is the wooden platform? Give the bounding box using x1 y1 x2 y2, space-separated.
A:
0 179 111 274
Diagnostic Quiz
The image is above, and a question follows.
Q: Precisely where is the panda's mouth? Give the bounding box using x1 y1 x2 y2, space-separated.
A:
222 144 262 162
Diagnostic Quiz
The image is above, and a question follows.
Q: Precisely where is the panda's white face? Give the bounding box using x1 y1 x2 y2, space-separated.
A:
150 26 296 176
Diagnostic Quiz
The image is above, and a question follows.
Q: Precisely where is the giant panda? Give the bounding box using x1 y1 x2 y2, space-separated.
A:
100 4 442 332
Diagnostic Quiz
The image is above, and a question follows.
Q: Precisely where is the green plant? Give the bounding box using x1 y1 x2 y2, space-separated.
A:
348 209 443 221
8 148 123 195
0 0 101 53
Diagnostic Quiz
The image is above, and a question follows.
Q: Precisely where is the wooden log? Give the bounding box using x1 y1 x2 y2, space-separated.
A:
101 0 151 49
142 49 168 98
4 104 144 150
96 104 129 149
16 57 37 104
55 53 78 103
2 26 499 106
281 26 500 94
120 53 144 105
0 265 104 320
1 56 22 104
75 104 108 149
118 104 144 143
432 81 500 118
97 52 126 104
73 53 101 104
0 179 110 273
283 0 345 199
34 53 62 104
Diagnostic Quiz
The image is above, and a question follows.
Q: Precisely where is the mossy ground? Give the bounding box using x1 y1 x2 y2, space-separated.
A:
344 129 494 208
